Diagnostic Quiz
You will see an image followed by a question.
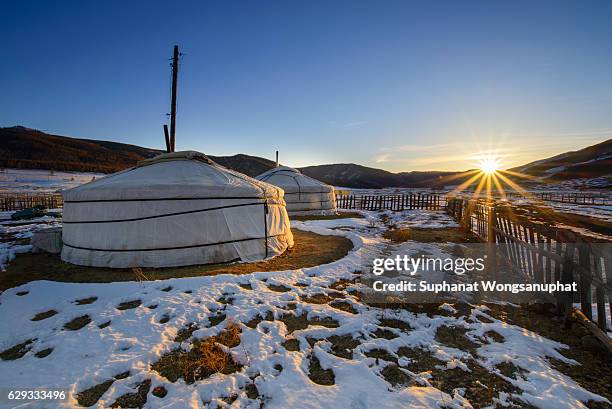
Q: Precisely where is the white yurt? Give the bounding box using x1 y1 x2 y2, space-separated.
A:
61 151 294 268
255 166 336 215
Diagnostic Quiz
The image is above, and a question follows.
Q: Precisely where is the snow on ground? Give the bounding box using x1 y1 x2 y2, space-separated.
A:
0 211 609 408
0 215 61 270
379 209 459 229
0 169 103 194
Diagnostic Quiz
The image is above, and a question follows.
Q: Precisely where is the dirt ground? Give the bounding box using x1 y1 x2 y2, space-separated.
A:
1 229 353 291
484 302 612 406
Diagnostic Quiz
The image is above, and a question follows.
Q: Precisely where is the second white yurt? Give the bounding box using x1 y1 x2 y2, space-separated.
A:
256 166 336 215
61 151 294 268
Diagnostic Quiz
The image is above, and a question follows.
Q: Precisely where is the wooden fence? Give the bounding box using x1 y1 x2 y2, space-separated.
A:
447 196 612 330
0 193 63 212
336 193 444 211
469 191 611 206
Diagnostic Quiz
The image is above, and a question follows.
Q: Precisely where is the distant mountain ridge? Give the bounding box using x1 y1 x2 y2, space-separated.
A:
0 126 277 176
1 126 609 188
298 163 457 189
509 139 612 181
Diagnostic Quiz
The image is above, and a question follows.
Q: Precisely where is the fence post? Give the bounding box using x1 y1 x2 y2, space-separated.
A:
487 203 498 280
578 242 593 320
559 237 576 326
593 255 606 330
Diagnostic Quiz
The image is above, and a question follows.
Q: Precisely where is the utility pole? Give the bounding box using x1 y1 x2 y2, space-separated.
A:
169 45 179 152
163 125 171 153
275 150 279 167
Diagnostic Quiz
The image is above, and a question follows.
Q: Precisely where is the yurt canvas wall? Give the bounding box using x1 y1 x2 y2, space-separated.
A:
256 166 336 215
61 151 293 268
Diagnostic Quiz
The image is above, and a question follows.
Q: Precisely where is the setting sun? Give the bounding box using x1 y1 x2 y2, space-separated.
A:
479 157 501 175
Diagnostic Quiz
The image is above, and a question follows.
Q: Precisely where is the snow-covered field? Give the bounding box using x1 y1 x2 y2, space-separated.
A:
0 169 102 194
0 211 609 409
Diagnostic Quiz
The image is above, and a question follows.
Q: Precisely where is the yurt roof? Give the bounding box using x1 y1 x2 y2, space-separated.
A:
256 166 334 193
63 151 281 201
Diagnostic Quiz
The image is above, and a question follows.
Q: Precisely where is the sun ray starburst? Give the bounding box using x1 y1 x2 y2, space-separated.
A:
447 152 534 201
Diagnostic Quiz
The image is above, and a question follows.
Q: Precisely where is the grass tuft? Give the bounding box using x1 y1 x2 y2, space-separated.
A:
75 380 114 407
117 300 141 310
152 323 242 384
64 315 91 331
34 348 53 358
98 321 111 329
110 379 151 408
31 309 58 321
0 339 36 360
74 296 98 305
307 355 335 385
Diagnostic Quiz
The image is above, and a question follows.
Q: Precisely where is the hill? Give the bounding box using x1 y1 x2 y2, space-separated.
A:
0 126 277 177
510 139 612 181
0 126 161 173
299 163 456 189
1 126 609 188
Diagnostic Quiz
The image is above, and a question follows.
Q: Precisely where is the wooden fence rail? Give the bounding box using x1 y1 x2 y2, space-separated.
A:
0 194 63 212
447 196 612 330
467 191 611 206
336 193 444 211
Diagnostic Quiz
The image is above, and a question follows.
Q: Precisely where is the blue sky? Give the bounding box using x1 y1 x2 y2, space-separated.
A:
2 1 612 171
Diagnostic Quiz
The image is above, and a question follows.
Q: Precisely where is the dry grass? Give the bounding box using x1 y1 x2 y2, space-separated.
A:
31 309 58 321
396 347 444 372
307 355 335 385
329 300 358 314
365 348 396 363
174 323 199 343
372 328 398 340
301 293 334 304
34 348 53 358
484 302 612 403
74 296 97 305
209 313 226 327
327 335 361 359
378 317 412 332
75 379 114 407
290 212 364 221
2 229 352 291
279 313 339 333
282 338 300 351
245 311 274 329
496 361 527 380
0 339 36 360
435 325 479 355
383 227 480 243
152 322 242 384
483 330 505 344
267 284 291 292
63 315 91 331
117 300 141 310
329 278 357 291
110 379 151 408
98 321 111 329
381 364 414 387
428 359 522 408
